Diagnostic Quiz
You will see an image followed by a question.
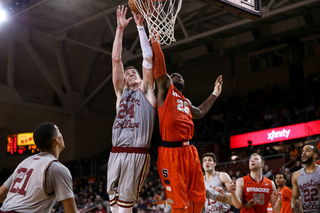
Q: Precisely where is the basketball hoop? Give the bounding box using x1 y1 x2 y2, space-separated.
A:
133 0 182 45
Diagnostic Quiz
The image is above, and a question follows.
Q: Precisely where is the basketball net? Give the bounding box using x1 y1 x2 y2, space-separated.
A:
133 0 182 45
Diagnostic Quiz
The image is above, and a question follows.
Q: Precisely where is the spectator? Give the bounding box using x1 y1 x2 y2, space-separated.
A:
290 144 299 160
292 160 302 172
263 165 273 179
95 204 106 213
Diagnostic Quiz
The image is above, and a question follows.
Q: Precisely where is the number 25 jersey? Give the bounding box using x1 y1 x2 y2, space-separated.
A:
241 175 273 213
158 83 194 142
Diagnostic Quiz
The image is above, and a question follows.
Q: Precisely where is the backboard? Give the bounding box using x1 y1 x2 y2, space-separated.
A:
203 0 262 20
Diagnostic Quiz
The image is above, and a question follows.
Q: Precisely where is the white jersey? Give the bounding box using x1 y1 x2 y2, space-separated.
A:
1 153 74 213
204 172 230 213
297 165 320 212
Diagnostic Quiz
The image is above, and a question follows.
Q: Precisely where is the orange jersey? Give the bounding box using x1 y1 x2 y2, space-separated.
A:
157 83 194 141
241 175 273 213
280 186 292 213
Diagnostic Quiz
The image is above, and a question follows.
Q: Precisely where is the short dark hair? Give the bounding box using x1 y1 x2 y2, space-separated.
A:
33 122 57 151
275 172 286 181
202 152 217 163
124 66 141 78
312 145 319 156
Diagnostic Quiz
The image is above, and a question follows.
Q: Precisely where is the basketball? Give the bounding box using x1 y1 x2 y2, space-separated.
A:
128 0 142 15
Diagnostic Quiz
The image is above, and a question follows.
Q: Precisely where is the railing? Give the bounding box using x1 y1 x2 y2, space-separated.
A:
216 153 286 168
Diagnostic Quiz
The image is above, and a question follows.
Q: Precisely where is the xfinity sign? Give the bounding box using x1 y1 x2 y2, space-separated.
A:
230 120 320 149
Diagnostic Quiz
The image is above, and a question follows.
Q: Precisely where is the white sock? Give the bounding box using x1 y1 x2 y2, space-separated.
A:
110 204 119 213
119 206 133 213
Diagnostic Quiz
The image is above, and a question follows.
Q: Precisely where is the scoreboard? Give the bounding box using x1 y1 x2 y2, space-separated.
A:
7 132 39 155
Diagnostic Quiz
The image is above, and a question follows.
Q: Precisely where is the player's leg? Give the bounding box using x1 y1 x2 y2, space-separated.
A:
118 153 150 209
186 146 206 213
158 146 188 211
110 204 120 213
164 199 172 213
107 153 121 211
119 206 133 213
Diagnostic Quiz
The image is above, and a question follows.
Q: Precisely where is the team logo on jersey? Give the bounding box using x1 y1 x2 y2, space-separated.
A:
265 183 269 185
162 169 168 178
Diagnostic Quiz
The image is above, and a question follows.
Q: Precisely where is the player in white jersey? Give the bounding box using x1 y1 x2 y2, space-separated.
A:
0 122 77 213
291 144 320 213
202 152 233 213
107 5 156 213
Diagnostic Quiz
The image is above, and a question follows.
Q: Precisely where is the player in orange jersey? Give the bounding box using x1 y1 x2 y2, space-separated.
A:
151 42 223 213
228 153 282 213
274 172 292 213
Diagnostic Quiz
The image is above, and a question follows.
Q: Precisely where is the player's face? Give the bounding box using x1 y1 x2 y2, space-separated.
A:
54 125 65 150
125 69 141 86
170 73 185 91
203 156 215 171
301 145 315 164
249 155 263 170
275 174 285 187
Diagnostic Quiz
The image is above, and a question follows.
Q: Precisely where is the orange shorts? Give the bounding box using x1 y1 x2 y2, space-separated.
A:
157 145 206 208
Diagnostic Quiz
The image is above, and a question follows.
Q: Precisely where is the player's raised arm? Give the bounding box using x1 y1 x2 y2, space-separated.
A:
112 5 133 98
132 12 154 92
191 75 223 119
291 170 301 213
151 41 172 106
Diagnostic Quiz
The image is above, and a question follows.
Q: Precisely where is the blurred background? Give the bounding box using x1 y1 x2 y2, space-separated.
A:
0 0 320 212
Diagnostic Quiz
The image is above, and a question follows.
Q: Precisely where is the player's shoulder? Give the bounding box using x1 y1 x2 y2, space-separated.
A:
236 176 245 186
48 161 69 174
292 169 302 178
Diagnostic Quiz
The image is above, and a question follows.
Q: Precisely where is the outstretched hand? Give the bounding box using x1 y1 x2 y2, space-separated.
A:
132 11 144 27
212 75 223 97
117 5 133 30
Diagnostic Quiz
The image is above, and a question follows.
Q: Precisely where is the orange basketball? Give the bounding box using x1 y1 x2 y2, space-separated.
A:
128 0 142 15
